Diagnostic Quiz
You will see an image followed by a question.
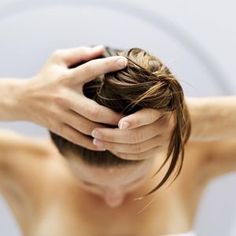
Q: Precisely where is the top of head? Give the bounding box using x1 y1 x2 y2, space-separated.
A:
83 47 182 115
49 47 191 191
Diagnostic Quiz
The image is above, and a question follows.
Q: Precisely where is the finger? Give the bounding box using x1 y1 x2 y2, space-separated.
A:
118 109 165 130
63 110 106 136
54 45 105 67
93 134 163 154
91 120 161 144
55 123 105 151
67 93 123 125
113 146 162 161
69 56 128 84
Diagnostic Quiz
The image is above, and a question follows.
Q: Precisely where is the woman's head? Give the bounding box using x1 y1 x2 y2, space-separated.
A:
49 47 191 207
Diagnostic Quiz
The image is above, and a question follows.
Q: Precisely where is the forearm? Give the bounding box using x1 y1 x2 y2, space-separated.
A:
0 79 28 121
187 96 236 141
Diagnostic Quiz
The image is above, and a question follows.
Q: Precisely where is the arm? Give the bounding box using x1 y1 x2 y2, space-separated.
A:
187 96 236 141
0 79 28 121
0 46 127 149
91 96 236 160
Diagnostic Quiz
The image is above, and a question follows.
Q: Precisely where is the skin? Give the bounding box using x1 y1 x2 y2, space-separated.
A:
0 132 236 236
66 151 156 208
0 46 174 157
0 46 127 150
2 49 236 161
1 46 236 235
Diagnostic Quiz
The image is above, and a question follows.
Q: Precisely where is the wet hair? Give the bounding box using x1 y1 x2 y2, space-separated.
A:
49 47 191 193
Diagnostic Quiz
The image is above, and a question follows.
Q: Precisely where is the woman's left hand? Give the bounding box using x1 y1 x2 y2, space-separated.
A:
91 109 175 160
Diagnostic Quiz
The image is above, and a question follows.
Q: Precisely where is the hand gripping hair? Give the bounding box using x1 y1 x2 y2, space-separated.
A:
50 47 191 194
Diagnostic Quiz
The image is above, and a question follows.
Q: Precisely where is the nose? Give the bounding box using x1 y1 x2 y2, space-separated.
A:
104 189 125 208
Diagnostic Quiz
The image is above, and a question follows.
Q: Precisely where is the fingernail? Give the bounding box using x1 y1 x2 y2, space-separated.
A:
118 120 130 129
117 57 127 68
91 130 102 139
93 139 105 150
96 146 106 151
93 139 106 151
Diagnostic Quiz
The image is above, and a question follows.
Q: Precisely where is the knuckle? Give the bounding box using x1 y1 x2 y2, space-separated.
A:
57 70 69 81
129 116 139 127
78 47 90 54
53 94 67 106
83 63 93 75
83 123 95 136
67 132 80 145
88 107 100 120
47 106 59 121
96 130 107 140
52 49 64 59
57 123 66 136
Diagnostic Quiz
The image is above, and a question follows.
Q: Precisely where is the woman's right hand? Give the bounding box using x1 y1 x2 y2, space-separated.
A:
20 46 127 150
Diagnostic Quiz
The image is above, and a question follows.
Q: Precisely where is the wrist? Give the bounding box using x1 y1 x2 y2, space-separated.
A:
0 79 31 121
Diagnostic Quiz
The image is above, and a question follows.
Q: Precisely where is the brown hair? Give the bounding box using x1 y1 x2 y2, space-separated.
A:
49 47 191 193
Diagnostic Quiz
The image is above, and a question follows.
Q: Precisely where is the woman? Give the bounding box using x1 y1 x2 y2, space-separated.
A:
0 46 236 236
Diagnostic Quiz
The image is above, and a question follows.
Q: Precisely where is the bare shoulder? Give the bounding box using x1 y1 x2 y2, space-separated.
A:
0 129 65 202
0 129 61 179
0 130 63 231
0 129 51 156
